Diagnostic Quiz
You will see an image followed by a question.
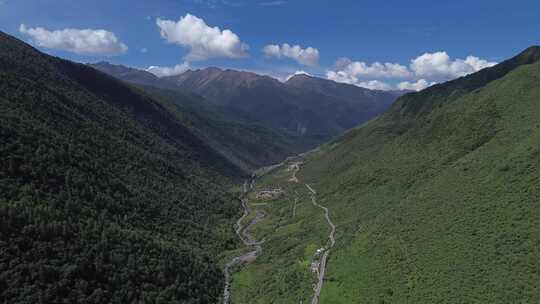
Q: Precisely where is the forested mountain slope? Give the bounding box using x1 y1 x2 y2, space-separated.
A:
138 85 321 172
0 32 241 303
93 62 403 140
252 46 540 303
91 62 321 171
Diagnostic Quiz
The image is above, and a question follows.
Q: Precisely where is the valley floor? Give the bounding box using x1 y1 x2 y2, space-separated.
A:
226 157 338 304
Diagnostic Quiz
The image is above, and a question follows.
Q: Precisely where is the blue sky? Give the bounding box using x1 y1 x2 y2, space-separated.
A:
2 0 540 90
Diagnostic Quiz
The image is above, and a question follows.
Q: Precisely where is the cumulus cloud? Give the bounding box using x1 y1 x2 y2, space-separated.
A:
356 80 392 91
263 43 320 66
326 71 392 90
146 62 190 77
327 51 496 91
410 51 496 79
156 14 248 60
331 59 411 79
326 58 411 88
19 24 128 55
326 70 357 85
397 79 436 91
463 56 497 71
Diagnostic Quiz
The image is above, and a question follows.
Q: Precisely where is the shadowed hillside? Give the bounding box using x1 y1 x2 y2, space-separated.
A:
92 62 402 141
91 62 324 171
0 31 242 303
165 68 400 138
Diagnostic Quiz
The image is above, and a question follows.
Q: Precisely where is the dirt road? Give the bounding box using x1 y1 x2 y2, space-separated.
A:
306 184 336 304
290 162 336 303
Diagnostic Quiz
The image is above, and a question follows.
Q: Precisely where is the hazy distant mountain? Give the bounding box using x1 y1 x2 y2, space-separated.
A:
285 73 404 116
90 61 178 90
90 62 319 171
91 62 402 148
165 67 401 137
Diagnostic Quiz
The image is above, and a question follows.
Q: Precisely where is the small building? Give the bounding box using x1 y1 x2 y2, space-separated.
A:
255 187 284 199
310 261 320 273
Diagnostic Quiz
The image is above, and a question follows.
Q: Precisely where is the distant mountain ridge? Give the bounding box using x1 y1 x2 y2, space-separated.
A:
90 61 178 90
90 62 322 171
92 62 404 138
165 67 402 137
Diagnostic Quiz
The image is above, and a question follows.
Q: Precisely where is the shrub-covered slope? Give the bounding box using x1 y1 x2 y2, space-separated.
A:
0 32 240 303
259 46 540 303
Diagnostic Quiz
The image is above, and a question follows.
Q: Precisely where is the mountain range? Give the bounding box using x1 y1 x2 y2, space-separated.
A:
91 62 404 138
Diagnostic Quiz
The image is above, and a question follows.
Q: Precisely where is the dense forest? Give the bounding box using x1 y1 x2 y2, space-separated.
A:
0 31 242 303
136 84 321 172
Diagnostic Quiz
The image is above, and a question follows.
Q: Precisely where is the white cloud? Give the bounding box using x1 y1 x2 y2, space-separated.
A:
326 58 411 88
19 24 128 55
463 56 497 72
331 59 412 79
285 70 312 81
410 51 496 79
156 14 248 60
327 51 497 91
263 43 320 66
326 70 358 85
397 79 436 91
327 70 432 91
146 62 190 77
356 80 392 91
327 70 392 90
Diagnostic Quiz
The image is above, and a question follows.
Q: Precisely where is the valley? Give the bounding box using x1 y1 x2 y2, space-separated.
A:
1 4 540 301
224 157 338 304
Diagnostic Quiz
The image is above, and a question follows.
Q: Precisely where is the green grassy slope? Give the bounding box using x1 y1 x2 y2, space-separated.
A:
0 32 240 303
235 47 540 303
298 47 540 303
